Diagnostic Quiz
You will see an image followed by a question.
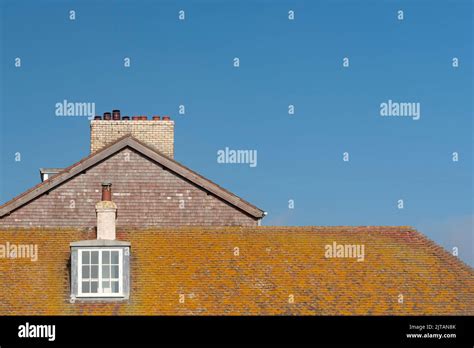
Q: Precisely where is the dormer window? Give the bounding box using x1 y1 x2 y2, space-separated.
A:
70 242 130 300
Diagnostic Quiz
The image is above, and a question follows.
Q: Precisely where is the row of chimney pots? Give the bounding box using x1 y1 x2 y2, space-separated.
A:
94 110 171 121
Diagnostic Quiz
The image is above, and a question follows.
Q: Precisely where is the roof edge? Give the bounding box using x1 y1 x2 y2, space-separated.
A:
70 240 131 247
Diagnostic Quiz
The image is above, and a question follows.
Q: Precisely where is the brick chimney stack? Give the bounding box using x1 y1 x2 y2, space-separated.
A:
90 110 174 157
95 182 117 240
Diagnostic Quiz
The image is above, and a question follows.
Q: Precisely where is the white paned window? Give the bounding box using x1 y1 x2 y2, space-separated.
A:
77 249 123 297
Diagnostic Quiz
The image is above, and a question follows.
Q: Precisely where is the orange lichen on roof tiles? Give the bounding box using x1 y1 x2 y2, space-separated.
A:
0 226 472 315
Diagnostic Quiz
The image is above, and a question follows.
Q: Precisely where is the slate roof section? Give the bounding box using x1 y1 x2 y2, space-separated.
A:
0 226 472 315
0 135 265 219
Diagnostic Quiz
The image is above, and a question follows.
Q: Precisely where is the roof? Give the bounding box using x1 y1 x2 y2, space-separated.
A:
0 226 472 315
0 135 265 219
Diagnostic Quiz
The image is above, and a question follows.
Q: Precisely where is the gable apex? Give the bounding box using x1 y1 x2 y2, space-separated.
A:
0 135 265 220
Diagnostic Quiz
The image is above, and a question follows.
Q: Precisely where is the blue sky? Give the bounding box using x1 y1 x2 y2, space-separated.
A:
0 0 472 265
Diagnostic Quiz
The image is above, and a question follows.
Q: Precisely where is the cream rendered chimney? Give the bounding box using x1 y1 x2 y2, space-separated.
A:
96 182 117 240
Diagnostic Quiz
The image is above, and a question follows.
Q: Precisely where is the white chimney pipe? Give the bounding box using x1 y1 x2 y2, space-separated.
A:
95 182 117 240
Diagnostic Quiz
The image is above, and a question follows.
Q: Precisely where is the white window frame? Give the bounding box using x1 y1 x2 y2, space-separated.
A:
77 248 124 298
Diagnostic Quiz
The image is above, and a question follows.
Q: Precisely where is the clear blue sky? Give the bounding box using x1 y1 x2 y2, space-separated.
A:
0 0 472 265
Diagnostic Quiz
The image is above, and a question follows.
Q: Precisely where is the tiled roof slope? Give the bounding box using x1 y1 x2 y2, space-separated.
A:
0 226 472 315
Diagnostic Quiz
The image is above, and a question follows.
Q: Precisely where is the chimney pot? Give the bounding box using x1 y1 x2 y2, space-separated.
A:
140 116 148 120
101 182 112 201
122 116 130 120
112 110 121 120
132 116 140 121
103 112 112 120
152 116 161 120
94 116 102 120
162 116 170 121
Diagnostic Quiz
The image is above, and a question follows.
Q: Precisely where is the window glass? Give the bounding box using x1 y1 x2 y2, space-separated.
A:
82 265 90 278
112 265 119 278
91 265 98 278
82 281 90 293
111 281 119 293
83 251 90 264
111 251 119 264
103 251 110 264
91 251 99 264
102 265 110 278
91 281 98 293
